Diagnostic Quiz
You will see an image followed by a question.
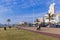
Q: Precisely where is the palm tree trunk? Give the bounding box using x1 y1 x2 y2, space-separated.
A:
8 22 9 28
49 14 51 27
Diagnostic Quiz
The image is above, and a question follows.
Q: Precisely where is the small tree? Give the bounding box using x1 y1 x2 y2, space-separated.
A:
36 19 41 30
24 22 28 26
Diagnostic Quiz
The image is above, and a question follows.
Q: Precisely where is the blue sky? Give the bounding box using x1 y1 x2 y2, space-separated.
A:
0 0 60 24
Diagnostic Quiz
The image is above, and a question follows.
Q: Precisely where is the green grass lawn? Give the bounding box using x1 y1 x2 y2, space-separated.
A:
0 28 59 40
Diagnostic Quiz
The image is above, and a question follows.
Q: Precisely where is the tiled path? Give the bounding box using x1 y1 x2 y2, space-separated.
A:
19 27 60 38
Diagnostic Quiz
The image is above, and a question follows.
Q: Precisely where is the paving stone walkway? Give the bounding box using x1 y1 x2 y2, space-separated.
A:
20 27 60 38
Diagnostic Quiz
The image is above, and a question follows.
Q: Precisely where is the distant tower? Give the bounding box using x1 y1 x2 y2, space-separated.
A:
48 2 55 15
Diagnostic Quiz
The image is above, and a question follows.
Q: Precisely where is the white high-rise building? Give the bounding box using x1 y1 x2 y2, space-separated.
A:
36 2 60 27
44 2 56 24
48 3 55 15
44 2 60 24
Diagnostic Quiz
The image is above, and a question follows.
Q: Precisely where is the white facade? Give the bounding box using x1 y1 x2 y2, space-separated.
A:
37 2 60 25
44 2 60 24
56 15 60 23
48 3 55 15
44 14 60 24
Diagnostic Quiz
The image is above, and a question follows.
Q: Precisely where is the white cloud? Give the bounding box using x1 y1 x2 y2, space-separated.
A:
0 5 13 14
0 0 47 8
0 0 16 6
55 0 60 4
20 0 43 8
15 12 46 19
45 0 56 5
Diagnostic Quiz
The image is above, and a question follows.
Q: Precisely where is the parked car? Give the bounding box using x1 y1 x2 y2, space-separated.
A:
56 24 60 28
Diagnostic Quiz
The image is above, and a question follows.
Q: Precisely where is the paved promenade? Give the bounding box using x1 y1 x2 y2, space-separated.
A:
20 27 60 38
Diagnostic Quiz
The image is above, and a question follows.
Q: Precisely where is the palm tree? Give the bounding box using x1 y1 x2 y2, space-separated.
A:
48 13 55 27
7 19 11 28
48 13 51 27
